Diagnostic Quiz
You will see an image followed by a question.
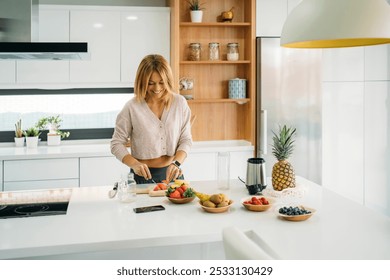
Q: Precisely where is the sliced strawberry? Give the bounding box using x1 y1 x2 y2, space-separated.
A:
169 190 181 199
176 187 184 196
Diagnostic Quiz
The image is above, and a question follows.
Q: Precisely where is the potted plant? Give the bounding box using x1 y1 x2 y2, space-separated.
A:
14 118 25 147
37 115 70 146
24 126 41 149
188 0 205 23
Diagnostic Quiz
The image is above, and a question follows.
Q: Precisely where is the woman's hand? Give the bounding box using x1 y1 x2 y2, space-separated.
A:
132 162 152 180
166 163 182 183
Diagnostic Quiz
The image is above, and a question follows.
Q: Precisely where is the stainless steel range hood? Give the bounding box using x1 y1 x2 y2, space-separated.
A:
0 0 89 60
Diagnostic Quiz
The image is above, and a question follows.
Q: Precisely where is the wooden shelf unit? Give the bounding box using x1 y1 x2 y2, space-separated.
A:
169 0 255 144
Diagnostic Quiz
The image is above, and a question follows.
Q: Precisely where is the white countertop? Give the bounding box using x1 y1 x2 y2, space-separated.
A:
0 140 254 160
1 176 389 260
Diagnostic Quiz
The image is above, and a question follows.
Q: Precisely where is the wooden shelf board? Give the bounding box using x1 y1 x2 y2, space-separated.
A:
180 22 251 27
186 98 249 104
180 60 251 65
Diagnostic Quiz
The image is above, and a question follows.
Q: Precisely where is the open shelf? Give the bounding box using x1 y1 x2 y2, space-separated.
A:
170 0 255 143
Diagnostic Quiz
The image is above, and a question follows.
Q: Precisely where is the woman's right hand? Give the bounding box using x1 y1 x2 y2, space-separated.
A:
131 162 152 180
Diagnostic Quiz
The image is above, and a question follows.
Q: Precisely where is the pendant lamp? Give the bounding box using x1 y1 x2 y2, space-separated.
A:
281 0 390 48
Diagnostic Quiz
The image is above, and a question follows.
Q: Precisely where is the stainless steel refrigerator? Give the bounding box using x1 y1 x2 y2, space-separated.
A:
256 37 322 184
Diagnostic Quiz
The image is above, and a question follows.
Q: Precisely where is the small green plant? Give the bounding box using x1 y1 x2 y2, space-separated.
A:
14 119 24 138
187 0 205 10
24 126 41 137
37 115 70 139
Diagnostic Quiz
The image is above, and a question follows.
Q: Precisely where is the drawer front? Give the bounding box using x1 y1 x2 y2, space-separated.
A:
3 179 79 191
80 156 129 187
4 158 79 182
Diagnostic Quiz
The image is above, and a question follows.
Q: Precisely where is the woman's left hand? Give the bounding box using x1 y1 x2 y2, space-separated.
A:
166 163 182 183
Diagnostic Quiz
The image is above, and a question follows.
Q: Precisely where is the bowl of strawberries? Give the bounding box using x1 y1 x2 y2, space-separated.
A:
241 196 273 212
166 183 196 204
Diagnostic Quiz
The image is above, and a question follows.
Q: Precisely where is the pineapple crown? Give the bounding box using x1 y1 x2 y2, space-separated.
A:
271 124 296 161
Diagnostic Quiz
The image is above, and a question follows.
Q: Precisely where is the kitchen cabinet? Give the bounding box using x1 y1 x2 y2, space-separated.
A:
0 5 170 88
182 153 217 181
3 158 79 191
169 0 256 144
79 156 129 187
69 9 121 84
121 8 170 85
16 8 70 84
183 150 253 181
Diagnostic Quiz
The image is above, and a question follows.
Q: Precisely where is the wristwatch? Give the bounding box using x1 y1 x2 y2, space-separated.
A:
171 160 181 168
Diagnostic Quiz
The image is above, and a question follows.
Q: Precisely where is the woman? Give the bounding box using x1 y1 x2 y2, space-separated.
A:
111 54 192 184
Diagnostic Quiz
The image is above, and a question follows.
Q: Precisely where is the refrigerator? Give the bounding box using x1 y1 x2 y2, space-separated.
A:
256 37 323 184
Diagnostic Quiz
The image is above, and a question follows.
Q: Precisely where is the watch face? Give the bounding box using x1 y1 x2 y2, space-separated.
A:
174 160 181 167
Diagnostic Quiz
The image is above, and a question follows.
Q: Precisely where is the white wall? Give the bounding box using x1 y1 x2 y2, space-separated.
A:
256 0 390 216
322 45 390 216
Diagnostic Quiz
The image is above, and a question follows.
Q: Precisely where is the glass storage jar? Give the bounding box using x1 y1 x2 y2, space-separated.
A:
227 43 239 61
188 43 201 61
208 42 220 60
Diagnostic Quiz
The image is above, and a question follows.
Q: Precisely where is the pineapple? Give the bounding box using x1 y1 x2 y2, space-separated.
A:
271 125 296 191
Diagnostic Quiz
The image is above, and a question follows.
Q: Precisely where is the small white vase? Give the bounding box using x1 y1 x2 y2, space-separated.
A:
14 137 25 147
190 10 203 23
47 134 61 146
26 136 39 149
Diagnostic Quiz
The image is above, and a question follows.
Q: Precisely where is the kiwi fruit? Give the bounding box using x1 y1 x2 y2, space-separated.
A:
217 201 229 207
203 200 216 208
209 194 223 204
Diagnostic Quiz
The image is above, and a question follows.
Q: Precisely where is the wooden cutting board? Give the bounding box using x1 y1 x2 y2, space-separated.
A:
148 190 166 197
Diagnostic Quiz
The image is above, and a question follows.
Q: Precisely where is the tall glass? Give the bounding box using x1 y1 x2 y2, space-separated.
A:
217 152 230 190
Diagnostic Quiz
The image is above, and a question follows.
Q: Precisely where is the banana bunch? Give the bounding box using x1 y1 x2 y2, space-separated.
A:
195 191 211 203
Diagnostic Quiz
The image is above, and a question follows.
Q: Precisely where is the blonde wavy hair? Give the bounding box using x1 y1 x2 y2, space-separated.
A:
134 54 174 108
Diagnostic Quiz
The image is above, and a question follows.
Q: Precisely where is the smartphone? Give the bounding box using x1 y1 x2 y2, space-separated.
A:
133 205 165 214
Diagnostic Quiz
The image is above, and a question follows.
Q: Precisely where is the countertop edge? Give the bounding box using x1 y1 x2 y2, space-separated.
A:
0 140 254 161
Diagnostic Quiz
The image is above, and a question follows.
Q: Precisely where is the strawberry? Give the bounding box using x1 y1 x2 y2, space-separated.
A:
157 183 167 190
260 197 269 205
176 187 185 196
180 184 188 191
169 190 181 199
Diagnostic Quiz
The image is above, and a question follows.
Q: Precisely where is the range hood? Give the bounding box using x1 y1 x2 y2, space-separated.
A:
0 0 89 60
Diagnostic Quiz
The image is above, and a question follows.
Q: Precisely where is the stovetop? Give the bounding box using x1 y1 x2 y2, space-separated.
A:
0 201 69 219
0 188 72 219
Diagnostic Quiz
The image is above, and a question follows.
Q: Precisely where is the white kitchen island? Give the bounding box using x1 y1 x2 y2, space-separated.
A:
0 176 389 260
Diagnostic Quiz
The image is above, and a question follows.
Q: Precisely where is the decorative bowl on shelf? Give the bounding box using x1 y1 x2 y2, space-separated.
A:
276 205 316 221
199 201 233 213
241 196 273 212
167 196 195 204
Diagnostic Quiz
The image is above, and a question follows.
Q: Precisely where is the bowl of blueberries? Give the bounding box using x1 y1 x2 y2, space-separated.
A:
277 205 316 221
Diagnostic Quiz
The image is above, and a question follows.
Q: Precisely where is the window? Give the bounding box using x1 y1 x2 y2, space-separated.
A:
0 88 133 142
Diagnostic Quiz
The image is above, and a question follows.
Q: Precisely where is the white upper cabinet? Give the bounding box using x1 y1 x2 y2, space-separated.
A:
0 5 170 88
70 9 121 84
16 8 70 84
121 8 170 85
